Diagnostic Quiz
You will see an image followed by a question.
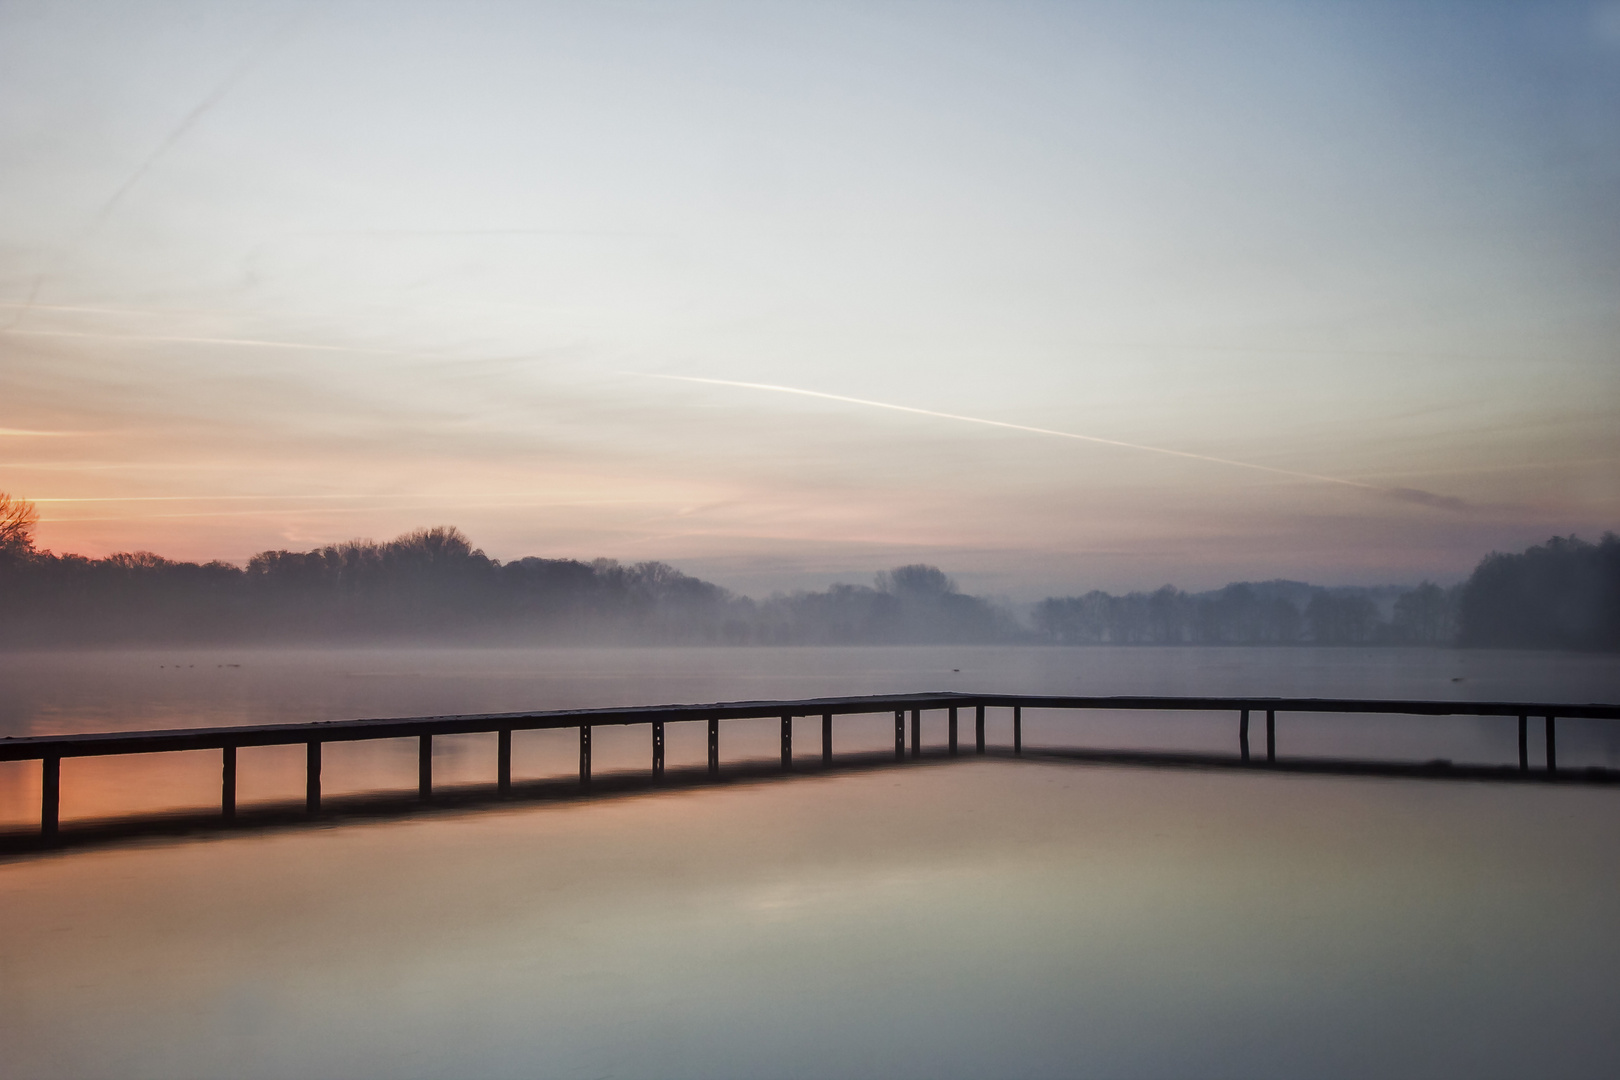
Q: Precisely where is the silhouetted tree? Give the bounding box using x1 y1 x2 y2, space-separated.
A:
1034 580 1436 646
1390 582 1455 644
1457 534 1620 650
17 520 1606 650
0 492 37 561
1305 592 1380 644
877 564 955 597
0 525 752 645
1032 591 1115 643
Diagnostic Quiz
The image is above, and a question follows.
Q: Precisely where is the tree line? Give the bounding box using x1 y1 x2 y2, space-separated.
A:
0 494 1613 649
1031 579 1456 646
0 495 1001 645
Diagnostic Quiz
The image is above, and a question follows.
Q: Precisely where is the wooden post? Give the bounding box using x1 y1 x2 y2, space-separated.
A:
1265 710 1275 763
975 705 985 754
1240 709 1250 763
894 710 905 760
653 721 665 779
306 740 321 813
497 729 512 794
418 733 433 801
708 717 719 776
910 708 921 758
1546 715 1557 774
781 715 792 770
1013 706 1021 755
822 713 832 764
222 744 237 820
579 725 592 784
41 755 59 838
948 707 958 756
1517 715 1528 772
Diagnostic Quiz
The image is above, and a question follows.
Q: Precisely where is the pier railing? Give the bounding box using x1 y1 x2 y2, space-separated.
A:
4 692 1618 838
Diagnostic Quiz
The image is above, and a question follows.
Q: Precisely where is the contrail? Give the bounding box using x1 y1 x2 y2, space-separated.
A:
0 327 405 355
84 13 307 235
638 372 1450 501
3 10 307 331
30 495 379 503
31 493 648 505
0 301 221 316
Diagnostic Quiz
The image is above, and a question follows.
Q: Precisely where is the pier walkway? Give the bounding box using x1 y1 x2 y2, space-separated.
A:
4 692 1617 849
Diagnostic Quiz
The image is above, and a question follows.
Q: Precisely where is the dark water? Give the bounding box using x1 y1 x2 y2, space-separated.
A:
2 646 1618 1078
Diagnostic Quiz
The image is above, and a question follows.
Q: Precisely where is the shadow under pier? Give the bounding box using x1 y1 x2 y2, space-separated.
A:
5 744 1617 861
6 693 1616 859
0 748 945 860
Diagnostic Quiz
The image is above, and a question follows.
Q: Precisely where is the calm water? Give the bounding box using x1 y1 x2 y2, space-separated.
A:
2 646 1619 1078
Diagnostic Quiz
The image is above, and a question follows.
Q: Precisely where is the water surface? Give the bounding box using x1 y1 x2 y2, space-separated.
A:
2 646 1618 1078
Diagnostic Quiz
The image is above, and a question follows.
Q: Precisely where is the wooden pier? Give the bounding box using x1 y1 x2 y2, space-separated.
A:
3 692 1617 842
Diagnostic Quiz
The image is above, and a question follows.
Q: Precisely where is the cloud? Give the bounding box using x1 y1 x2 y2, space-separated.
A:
0 327 409 355
2 9 307 331
636 372 1472 514
1381 487 1472 513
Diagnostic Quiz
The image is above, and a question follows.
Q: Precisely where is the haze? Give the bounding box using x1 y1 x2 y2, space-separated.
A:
2 1 1617 600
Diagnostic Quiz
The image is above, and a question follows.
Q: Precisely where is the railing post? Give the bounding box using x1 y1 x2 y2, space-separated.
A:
1546 715 1557 774
894 710 905 760
41 755 60 838
1518 715 1528 772
222 744 237 820
821 713 832 764
579 725 591 784
975 705 985 753
910 708 921 758
1013 706 1021 755
948 707 958 756
781 715 792 771
653 721 665 779
708 717 719 775
418 734 433 801
1265 710 1275 763
497 729 512 794
306 740 321 813
1239 709 1250 763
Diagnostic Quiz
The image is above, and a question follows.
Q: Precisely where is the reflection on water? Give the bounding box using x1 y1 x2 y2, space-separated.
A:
2 647 1619 1077
3 645 1619 827
3 761 1619 1078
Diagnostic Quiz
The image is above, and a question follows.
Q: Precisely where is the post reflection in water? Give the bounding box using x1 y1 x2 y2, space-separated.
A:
2 761 1620 1078
1 645 1618 1078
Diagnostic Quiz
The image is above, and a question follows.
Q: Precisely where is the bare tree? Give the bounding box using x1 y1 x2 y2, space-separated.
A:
0 492 38 555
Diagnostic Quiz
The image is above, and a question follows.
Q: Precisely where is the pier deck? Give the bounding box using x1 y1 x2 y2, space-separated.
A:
4 692 1617 844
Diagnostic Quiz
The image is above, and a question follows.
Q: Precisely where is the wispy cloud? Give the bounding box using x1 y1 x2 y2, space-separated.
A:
1378 488 1474 512
82 14 307 237
0 301 241 317
637 373 1473 513
30 494 376 503
31 493 650 506
0 327 407 355
2 10 307 331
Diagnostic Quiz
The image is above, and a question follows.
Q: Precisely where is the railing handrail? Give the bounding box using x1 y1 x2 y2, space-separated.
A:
4 692 1617 762
968 694 1620 718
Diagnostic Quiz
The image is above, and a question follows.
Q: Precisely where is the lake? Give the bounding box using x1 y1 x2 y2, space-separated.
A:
3 645 1619 1078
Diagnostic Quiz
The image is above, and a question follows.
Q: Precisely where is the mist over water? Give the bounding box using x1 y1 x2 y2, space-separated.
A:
4 0 1617 1072
2 646 1619 1078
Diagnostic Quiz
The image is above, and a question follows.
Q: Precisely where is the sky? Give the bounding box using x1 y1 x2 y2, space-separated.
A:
1 0 1617 600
